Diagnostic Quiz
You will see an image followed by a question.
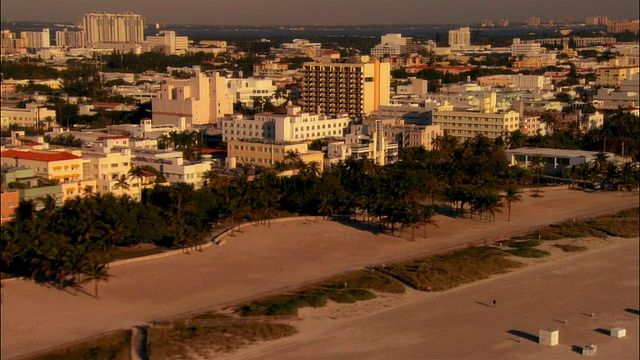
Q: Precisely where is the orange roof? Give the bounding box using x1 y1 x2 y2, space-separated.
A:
1 150 81 162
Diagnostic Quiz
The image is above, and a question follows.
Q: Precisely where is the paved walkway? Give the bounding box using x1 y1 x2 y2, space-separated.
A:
1 189 638 359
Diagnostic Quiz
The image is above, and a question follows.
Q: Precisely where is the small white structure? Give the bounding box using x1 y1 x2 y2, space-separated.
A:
610 327 626 338
539 328 559 346
582 344 597 356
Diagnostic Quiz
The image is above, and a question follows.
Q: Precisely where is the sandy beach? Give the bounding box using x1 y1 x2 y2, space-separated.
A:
1 189 638 359
216 237 638 360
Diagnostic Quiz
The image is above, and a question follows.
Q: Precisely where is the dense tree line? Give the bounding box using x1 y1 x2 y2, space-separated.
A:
2 115 638 294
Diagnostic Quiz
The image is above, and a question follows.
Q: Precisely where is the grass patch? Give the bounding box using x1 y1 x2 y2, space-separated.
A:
553 244 587 252
192 312 232 320
507 248 551 258
111 247 166 261
237 270 401 317
376 246 524 292
30 330 131 360
148 322 296 359
503 240 543 248
513 208 638 241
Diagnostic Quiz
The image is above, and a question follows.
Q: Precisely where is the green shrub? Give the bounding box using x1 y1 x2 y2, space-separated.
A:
507 248 551 258
552 244 587 252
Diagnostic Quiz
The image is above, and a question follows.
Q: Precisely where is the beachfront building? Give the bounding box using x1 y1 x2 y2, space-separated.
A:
221 104 350 142
506 148 614 177
152 67 233 126
81 146 141 200
226 139 324 170
129 148 214 189
0 188 20 223
302 57 390 119
431 93 520 140
0 149 96 201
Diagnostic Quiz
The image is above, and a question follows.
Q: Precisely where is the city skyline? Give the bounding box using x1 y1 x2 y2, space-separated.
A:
1 0 639 26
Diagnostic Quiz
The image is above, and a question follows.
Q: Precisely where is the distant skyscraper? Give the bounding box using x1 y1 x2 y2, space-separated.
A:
56 29 85 48
20 29 50 48
527 17 542 27
82 12 144 45
448 27 471 48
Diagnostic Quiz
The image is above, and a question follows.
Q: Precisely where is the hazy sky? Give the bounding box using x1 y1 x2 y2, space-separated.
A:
1 0 638 25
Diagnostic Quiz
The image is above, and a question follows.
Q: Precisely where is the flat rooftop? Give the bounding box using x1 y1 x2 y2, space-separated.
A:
507 147 606 157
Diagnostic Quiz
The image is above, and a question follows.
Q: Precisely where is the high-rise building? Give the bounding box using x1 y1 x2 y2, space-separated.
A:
82 12 145 45
301 57 390 119
20 29 50 48
55 29 85 48
527 17 542 27
607 21 640 34
1 30 27 55
497 19 509 27
448 27 471 48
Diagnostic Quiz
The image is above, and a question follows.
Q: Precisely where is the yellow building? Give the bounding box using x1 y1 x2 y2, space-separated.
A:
302 58 390 119
514 57 557 70
595 66 640 87
227 139 324 170
0 149 96 201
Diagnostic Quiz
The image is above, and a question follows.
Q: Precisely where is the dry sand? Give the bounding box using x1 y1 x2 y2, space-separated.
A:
216 237 639 360
1 189 638 359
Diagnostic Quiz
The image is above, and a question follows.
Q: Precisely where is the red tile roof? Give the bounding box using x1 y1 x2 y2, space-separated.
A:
1 150 81 162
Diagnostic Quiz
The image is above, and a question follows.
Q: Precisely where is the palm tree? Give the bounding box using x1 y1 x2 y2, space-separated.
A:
113 175 130 198
530 155 545 197
507 130 527 149
502 185 522 221
81 261 109 298
540 114 557 134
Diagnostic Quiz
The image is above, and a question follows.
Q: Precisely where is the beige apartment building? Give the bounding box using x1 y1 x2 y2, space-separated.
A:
1 106 57 129
221 105 350 142
301 58 390 119
152 68 233 126
227 139 323 169
81 146 141 200
83 12 145 45
432 110 520 140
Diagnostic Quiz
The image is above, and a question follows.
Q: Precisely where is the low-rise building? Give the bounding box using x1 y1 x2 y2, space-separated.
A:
221 105 350 142
226 139 323 170
506 148 614 177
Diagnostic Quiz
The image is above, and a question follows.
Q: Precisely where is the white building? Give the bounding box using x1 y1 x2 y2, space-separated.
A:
129 148 214 189
145 31 189 55
221 104 350 142
511 38 544 57
225 77 279 109
448 27 471 48
270 39 322 58
152 67 233 126
371 33 413 58
82 12 145 45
